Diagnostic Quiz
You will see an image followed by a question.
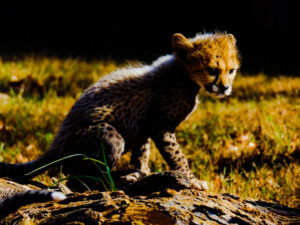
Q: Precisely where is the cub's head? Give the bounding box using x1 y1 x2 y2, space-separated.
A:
172 32 240 97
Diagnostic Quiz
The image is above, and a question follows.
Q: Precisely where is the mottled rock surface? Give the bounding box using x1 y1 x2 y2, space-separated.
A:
1 172 300 224
1 187 299 224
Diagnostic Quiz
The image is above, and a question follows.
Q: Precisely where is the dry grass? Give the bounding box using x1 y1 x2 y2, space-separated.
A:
0 57 299 208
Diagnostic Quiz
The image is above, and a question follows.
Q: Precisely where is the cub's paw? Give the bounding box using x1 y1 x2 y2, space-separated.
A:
190 179 208 191
119 170 146 183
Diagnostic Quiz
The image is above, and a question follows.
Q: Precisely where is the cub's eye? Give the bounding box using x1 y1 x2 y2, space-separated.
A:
229 69 236 74
207 67 219 77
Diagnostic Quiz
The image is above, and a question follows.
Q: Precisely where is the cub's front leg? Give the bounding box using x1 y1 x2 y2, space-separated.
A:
120 139 151 182
152 131 208 191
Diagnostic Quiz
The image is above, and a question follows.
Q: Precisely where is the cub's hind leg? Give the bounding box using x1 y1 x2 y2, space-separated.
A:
73 123 125 172
98 123 125 169
64 123 125 190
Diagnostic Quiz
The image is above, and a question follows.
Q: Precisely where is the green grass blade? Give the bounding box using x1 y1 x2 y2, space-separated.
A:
90 160 111 188
50 175 108 190
83 157 105 166
83 156 111 188
98 132 117 191
49 177 69 187
82 156 113 187
74 177 92 191
25 153 87 176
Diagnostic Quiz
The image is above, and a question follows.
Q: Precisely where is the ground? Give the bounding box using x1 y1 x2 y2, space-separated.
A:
0 56 299 208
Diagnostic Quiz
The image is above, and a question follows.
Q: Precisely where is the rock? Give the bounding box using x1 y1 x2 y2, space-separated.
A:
0 179 39 199
1 180 299 224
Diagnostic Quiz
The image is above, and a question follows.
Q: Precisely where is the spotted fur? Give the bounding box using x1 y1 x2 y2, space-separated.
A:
0 32 240 190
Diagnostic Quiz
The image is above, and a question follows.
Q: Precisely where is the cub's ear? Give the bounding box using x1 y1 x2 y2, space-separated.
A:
227 34 236 44
172 33 194 61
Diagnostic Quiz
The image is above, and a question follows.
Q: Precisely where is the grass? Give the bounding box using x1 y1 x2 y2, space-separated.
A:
32 153 117 191
0 56 299 208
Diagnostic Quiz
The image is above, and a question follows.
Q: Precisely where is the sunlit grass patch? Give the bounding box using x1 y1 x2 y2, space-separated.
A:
233 74 300 100
0 56 117 97
0 95 75 163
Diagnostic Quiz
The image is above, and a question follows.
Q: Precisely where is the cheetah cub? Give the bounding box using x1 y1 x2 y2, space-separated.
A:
0 32 240 190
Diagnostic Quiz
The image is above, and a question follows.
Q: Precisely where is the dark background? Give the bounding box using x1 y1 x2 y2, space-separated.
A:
0 1 295 75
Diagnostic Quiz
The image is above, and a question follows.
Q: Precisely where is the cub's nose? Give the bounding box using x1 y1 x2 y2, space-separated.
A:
219 83 229 92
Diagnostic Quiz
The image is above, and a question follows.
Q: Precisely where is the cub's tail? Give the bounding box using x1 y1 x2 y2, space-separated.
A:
0 190 66 220
0 154 55 180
